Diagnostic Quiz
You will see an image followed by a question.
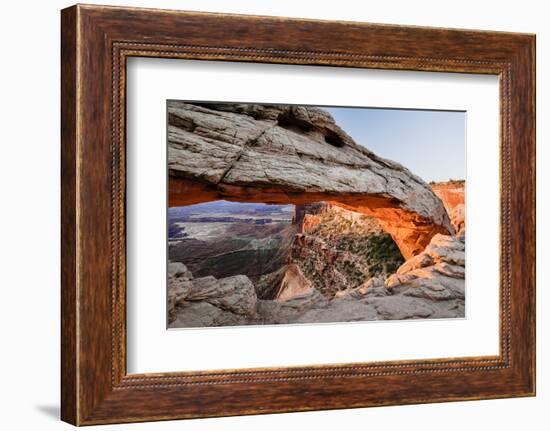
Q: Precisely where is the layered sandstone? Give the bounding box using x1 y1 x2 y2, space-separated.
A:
168 102 453 258
432 181 465 235
431 181 465 211
383 233 465 313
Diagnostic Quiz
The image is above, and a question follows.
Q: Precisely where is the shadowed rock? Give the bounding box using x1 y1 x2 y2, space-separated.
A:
167 102 453 258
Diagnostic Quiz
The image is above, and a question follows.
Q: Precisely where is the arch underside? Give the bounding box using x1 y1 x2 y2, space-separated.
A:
169 177 451 259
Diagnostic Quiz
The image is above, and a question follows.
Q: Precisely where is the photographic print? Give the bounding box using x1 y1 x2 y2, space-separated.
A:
167 101 465 328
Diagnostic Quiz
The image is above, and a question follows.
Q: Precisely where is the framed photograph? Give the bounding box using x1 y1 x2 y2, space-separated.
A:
61 4 536 425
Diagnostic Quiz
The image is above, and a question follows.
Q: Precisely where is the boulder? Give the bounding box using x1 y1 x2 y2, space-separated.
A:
274 263 314 301
168 263 258 328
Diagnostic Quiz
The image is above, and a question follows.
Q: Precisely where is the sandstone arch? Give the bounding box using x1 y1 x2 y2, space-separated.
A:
168 102 453 259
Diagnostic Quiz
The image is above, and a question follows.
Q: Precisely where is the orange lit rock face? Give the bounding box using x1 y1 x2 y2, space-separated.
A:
168 102 454 259
431 182 464 213
293 202 329 234
295 203 369 234
431 182 465 234
169 178 448 259
300 214 322 233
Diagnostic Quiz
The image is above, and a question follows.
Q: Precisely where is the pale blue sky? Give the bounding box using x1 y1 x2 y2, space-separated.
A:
325 107 465 183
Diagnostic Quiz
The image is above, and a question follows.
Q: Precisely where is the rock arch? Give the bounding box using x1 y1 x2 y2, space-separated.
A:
168 102 453 259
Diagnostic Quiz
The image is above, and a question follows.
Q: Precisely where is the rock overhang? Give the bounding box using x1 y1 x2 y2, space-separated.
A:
167 101 453 259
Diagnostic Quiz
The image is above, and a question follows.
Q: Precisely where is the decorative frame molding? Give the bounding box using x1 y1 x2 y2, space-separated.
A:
61 4 535 425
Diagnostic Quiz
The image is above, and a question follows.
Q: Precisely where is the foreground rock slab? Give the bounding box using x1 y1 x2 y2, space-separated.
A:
168 232 465 328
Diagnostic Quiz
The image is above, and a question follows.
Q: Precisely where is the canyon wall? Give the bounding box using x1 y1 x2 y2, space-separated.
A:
432 181 465 235
290 203 404 298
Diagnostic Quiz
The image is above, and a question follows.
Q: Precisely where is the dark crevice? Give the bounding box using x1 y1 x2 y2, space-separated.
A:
323 128 346 147
168 113 197 132
277 112 315 133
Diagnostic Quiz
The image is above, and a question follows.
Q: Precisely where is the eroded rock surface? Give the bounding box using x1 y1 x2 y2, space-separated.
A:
382 233 465 317
432 181 465 236
168 102 453 258
275 263 314 301
291 203 404 298
168 262 258 327
431 181 465 211
168 230 465 328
